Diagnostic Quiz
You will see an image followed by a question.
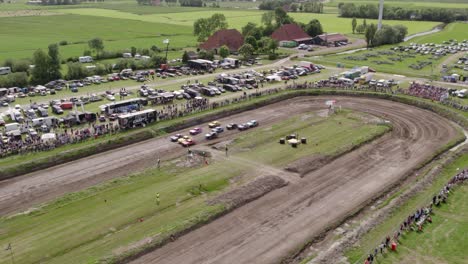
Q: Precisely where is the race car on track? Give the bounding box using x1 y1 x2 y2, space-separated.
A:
189 127 202 135
170 134 183 142
208 121 221 128
205 131 218 140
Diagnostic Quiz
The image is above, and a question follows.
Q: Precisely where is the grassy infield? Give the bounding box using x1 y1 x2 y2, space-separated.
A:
0 110 390 264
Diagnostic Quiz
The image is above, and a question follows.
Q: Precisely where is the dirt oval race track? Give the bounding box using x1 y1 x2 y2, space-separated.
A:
0 96 461 263
130 97 460 264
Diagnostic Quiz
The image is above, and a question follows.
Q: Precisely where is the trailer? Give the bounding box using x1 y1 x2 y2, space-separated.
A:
118 109 156 129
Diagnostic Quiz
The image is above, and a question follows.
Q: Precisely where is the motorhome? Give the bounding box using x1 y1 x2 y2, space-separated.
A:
79 56 93 63
0 67 11 75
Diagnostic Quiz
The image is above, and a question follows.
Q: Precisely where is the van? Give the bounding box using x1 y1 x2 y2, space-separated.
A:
123 53 132 58
0 66 11 75
5 122 19 133
79 56 93 63
456 89 467 98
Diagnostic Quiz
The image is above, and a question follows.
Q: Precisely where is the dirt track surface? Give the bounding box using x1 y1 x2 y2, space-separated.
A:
0 96 319 216
129 97 460 264
0 97 460 263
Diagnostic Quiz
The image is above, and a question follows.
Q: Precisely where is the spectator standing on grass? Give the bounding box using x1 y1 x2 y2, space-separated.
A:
156 192 160 206
157 158 161 169
225 145 229 157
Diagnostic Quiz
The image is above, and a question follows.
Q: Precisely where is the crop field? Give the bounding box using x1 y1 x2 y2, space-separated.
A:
345 153 468 264
56 8 440 35
0 110 388 264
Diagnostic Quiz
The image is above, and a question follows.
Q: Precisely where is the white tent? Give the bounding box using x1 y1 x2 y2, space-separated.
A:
41 133 56 142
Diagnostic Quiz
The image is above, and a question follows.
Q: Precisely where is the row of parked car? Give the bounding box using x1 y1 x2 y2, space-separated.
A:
168 119 260 148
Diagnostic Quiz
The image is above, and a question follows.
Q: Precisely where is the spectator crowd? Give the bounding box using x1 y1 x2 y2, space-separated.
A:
362 168 467 264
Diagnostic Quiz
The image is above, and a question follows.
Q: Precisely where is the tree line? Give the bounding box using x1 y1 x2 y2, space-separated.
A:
0 38 167 87
259 0 324 13
193 9 324 60
363 23 408 48
339 3 468 23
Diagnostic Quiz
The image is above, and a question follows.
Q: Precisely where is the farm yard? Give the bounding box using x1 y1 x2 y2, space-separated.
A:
0 0 468 263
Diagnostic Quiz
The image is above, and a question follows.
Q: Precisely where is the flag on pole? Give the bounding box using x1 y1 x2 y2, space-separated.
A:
5 243 11 251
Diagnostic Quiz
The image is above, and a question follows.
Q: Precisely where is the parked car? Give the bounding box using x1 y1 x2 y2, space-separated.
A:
52 105 63 114
181 139 196 147
211 127 224 133
247 120 259 127
226 123 238 130
178 135 191 144
208 121 221 128
189 127 202 135
170 134 183 142
106 94 115 101
238 123 249 131
205 131 218 140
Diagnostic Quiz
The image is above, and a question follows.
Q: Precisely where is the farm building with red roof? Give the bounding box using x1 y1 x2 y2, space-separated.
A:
312 33 348 46
271 23 312 45
199 29 244 53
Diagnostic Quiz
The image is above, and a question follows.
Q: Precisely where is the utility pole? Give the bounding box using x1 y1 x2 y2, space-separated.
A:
378 0 384 30
163 39 170 63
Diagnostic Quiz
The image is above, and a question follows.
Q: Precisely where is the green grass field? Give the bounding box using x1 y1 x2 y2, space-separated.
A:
410 23 468 44
232 110 390 167
0 7 439 63
345 153 468 264
325 0 468 9
0 110 386 264
306 22 468 78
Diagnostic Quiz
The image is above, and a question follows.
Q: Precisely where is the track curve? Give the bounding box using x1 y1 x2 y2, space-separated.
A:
129 97 460 264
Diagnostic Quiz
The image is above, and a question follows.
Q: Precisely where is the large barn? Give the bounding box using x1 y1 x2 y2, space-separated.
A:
199 29 244 53
312 33 348 46
271 23 312 45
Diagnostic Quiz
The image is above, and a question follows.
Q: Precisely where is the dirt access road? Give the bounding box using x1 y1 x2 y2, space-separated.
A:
130 97 460 264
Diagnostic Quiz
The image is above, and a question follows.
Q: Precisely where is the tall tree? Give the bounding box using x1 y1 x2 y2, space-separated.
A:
193 14 228 42
268 39 279 54
364 23 377 48
47 43 62 80
305 19 323 37
238 44 254 60
31 49 50 85
219 45 230 58
245 36 258 50
88 37 104 55
352 18 357 34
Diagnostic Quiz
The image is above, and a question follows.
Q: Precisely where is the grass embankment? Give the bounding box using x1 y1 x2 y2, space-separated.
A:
0 110 385 264
345 153 468 264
